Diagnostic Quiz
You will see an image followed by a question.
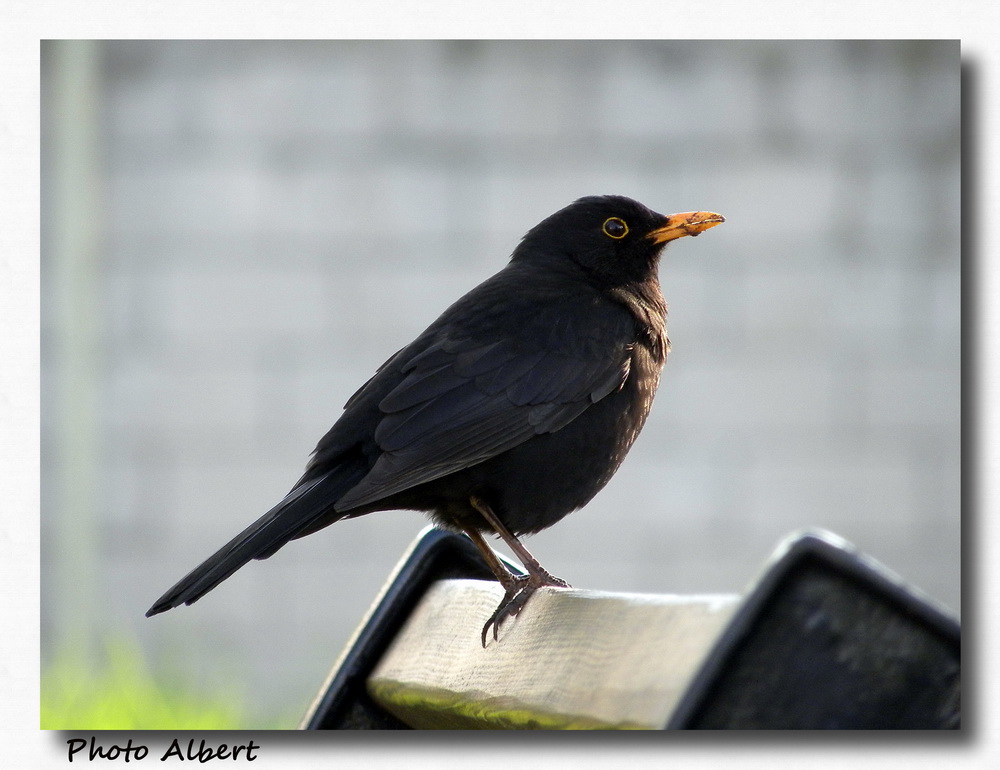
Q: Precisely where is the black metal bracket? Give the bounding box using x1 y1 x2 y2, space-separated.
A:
300 526 519 729
667 529 960 729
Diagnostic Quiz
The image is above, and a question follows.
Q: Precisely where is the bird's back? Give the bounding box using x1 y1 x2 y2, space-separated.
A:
297 259 668 535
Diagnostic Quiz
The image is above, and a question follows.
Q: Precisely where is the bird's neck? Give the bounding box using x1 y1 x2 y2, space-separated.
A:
607 280 669 364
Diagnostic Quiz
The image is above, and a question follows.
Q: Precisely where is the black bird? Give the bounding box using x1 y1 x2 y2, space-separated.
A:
146 195 724 644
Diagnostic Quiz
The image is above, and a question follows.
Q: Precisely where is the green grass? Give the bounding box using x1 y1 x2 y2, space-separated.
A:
41 636 261 730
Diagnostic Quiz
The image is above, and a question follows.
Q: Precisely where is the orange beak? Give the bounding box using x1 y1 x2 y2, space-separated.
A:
647 211 726 244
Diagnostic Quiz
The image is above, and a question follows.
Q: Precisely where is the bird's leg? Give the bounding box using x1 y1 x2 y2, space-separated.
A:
461 525 533 646
469 496 571 644
461 525 529 596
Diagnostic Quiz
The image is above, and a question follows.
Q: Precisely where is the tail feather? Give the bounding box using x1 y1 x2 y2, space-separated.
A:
146 472 349 617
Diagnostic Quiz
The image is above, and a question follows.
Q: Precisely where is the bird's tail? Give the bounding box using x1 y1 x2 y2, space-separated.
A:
145 468 355 617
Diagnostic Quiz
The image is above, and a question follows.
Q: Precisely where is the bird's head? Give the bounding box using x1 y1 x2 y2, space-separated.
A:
512 195 724 286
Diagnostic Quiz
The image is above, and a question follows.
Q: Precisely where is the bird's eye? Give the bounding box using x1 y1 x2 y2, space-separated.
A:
602 217 629 239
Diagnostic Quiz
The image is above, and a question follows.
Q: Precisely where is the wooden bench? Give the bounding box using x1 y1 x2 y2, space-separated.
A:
301 527 960 730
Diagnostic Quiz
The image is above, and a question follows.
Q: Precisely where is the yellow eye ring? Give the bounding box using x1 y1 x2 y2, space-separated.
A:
602 217 629 239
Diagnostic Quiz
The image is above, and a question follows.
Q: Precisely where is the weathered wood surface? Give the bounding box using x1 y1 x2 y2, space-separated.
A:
367 579 740 729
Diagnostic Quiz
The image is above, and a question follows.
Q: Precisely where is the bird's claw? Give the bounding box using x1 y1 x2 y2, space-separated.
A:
480 573 571 646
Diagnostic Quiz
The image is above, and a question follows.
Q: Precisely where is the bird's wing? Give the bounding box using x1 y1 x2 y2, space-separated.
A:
333 316 634 511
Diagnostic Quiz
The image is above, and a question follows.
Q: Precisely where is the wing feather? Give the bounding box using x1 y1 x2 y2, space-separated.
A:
325 272 647 512
336 330 633 510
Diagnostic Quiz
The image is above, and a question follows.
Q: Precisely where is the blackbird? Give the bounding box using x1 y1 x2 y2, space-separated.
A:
146 195 724 644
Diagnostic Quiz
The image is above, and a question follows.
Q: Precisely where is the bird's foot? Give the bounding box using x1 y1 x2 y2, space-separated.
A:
480 571 571 646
